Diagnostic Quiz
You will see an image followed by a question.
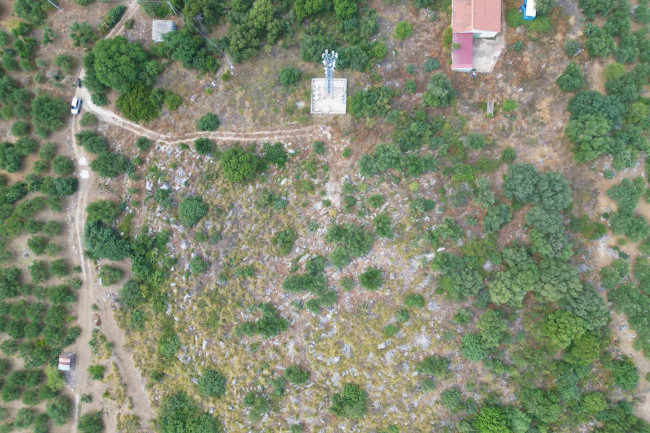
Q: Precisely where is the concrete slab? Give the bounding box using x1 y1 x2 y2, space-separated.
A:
311 78 347 115
473 34 505 73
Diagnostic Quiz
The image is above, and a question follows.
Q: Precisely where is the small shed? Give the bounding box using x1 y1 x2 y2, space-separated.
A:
58 352 75 371
152 20 176 43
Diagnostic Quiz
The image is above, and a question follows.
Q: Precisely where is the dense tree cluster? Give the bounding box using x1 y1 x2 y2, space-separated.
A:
155 29 220 74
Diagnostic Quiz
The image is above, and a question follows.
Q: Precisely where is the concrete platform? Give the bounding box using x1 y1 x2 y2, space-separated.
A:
472 14 506 73
473 35 505 73
311 78 347 115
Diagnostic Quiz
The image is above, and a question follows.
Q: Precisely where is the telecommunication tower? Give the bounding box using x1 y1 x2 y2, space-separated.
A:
322 50 338 98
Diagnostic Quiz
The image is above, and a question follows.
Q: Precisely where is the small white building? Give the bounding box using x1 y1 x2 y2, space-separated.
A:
152 20 176 43
58 352 75 371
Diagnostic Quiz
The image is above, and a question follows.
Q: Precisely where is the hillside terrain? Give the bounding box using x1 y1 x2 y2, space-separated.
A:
0 0 649 432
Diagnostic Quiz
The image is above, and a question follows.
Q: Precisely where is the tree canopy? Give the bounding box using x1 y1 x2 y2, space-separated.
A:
92 37 160 93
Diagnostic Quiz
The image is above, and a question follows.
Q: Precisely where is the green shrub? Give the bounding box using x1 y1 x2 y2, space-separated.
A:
155 188 172 208
373 213 393 238
422 73 455 108
440 388 464 413
405 79 417 94
158 392 222 433
263 142 288 167
87 365 105 380
423 57 440 72
194 138 215 155
384 324 399 337
50 258 69 277
465 133 486 150
198 369 226 398
117 84 163 122
135 137 151 151
610 357 639 390
453 308 472 325
340 277 354 291
279 67 301 86
77 410 104 433
404 293 425 308
460 333 487 362
506 8 525 27
28 236 49 255
237 303 289 339
99 5 127 34
99 265 123 286
417 355 450 377
10 121 29 136
525 16 552 33
52 156 75 175
348 86 393 118
91 93 108 106
196 113 219 131
359 267 382 290
75 131 107 154
420 377 436 391
476 310 507 348
220 147 260 182
31 94 68 137
86 200 120 224
90 151 132 178
29 260 50 283
393 21 413 40
273 229 297 255
190 256 209 274
313 141 326 154
14 408 34 428
325 223 374 267
158 326 181 358
564 39 581 56
178 196 208 227
329 383 367 419
395 308 409 323
500 147 517 162
163 91 182 111
567 333 601 365
556 62 584 92
242 391 270 423
367 194 385 208
285 365 310 385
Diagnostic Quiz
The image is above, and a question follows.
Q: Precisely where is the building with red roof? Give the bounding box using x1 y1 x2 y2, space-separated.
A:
451 0 502 71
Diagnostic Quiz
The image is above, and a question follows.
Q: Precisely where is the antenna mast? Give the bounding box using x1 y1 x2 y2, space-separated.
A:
322 50 338 98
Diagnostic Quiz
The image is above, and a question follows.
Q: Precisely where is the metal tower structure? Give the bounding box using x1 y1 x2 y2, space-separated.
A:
322 50 338 98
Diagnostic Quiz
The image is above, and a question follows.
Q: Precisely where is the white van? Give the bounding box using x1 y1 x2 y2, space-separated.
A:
71 97 82 114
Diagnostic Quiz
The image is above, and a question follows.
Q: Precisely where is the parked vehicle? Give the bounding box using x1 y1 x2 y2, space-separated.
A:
71 97 82 114
77 78 82 88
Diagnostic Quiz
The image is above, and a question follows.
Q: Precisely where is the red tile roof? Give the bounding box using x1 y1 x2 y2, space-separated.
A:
452 0 501 33
451 33 474 70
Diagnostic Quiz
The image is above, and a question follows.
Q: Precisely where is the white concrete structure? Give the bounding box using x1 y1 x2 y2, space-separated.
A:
311 78 347 114
152 20 176 43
